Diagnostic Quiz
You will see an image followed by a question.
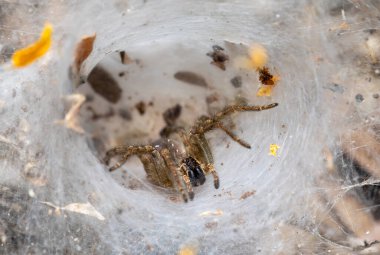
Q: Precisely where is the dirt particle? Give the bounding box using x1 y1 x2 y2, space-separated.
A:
355 94 364 103
118 72 125 77
258 67 275 85
87 65 122 103
87 106 115 121
120 51 133 64
230 76 242 88
206 93 220 104
325 83 344 94
163 104 182 126
373 93 379 99
174 71 208 87
207 45 229 70
205 221 218 229
240 190 256 200
118 109 132 120
160 104 182 137
135 101 146 115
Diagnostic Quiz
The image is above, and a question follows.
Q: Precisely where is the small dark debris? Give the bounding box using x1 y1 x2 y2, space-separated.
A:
118 109 132 120
163 104 182 126
373 93 379 99
148 101 154 106
160 104 182 138
230 76 242 88
174 71 208 87
135 101 146 115
206 93 220 104
0 45 14 64
85 94 94 102
353 240 380 252
365 28 377 34
87 106 115 121
118 72 125 77
87 65 122 103
119 51 133 64
258 67 275 85
240 190 256 200
325 83 344 94
355 94 364 103
371 63 380 76
207 45 229 70
205 221 218 229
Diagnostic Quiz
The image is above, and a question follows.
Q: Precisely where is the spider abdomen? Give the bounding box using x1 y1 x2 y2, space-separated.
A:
183 157 206 187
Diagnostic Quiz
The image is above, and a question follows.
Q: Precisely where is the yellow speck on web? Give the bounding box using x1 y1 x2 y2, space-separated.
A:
178 246 197 255
257 85 273 97
12 23 53 68
248 44 268 69
269 144 280 156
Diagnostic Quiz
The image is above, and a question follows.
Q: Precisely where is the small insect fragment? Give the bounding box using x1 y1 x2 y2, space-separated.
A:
74 34 96 72
269 144 280 156
174 71 208 87
207 45 229 70
12 23 53 68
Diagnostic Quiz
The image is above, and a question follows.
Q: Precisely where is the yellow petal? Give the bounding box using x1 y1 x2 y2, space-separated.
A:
12 23 53 67
269 144 280 156
248 44 268 69
256 85 274 97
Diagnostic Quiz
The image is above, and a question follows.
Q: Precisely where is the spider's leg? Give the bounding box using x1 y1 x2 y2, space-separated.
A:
206 163 220 189
191 134 219 189
107 145 155 172
104 145 131 165
216 122 251 149
160 148 189 202
180 163 195 201
191 103 278 135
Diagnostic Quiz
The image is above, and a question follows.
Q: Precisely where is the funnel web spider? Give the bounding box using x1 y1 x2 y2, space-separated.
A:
104 103 278 202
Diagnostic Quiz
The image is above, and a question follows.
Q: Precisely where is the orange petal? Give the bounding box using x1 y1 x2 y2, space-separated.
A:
12 23 53 67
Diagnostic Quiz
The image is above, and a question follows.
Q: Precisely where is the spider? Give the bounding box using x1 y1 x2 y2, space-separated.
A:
103 102 279 202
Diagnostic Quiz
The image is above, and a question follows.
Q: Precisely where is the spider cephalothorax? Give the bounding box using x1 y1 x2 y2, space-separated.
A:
104 103 278 202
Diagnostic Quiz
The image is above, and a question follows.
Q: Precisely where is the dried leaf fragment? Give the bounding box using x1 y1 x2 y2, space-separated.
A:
40 201 105 221
74 34 96 72
55 94 86 133
63 202 105 221
12 23 53 67
269 144 280 156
